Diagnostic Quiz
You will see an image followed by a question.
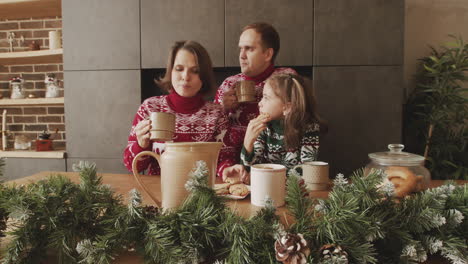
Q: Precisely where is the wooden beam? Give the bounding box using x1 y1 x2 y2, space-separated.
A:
0 0 61 20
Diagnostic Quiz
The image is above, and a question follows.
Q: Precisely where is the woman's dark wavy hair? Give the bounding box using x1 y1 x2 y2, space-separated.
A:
267 74 328 150
155 40 216 96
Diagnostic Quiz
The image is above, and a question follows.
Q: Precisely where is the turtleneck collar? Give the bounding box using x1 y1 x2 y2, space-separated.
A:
244 64 275 84
268 119 284 133
166 90 205 114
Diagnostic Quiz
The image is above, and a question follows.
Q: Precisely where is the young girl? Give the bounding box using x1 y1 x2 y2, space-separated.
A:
222 74 326 182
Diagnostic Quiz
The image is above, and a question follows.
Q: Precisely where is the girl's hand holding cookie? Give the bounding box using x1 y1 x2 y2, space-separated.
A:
244 113 270 153
222 164 249 183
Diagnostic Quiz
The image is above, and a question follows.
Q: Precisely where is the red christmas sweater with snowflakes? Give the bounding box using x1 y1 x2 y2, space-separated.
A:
123 93 236 177
214 65 297 159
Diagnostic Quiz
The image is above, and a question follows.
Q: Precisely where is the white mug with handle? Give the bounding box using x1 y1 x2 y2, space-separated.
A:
292 161 329 191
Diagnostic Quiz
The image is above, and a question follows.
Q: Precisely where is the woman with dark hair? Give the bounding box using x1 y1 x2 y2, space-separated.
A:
123 40 236 176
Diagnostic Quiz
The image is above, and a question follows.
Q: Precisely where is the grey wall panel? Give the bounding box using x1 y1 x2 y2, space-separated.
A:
225 0 313 67
313 66 403 177
4 158 66 181
141 0 224 68
314 0 404 65
64 70 140 158
67 158 129 175
62 0 140 70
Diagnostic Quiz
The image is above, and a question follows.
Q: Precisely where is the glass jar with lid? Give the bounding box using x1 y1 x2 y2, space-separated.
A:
365 144 431 197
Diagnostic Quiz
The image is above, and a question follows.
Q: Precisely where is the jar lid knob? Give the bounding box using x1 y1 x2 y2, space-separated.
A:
388 144 404 153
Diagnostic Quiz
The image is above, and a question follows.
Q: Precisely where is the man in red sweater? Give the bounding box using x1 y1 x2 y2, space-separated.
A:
214 22 296 180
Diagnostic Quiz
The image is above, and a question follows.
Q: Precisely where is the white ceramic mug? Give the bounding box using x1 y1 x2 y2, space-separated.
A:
292 161 329 191
250 163 286 207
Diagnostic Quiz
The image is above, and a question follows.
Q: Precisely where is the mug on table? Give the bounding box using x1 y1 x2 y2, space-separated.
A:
292 161 329 191
250 163 286 207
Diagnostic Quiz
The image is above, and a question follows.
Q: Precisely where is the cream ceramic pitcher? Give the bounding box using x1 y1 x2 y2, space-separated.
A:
132 142 222 209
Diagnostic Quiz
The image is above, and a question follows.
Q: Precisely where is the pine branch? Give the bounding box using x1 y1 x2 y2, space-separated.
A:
285 171 314 236
143 213 186 263
221 213 254 264
1 163 124 264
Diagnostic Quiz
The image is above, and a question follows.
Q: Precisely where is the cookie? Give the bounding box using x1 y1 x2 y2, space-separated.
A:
225 177 241 184
214 182 231 190
386 166 423 197
214 182 230 195
229 183 249 196
256 112 270 121
215 188 230 195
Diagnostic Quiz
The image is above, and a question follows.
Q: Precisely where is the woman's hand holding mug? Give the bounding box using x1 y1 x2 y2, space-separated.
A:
135 119 151 149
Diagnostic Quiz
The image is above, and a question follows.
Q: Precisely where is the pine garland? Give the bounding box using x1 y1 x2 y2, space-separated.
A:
0 160 466 264
1 161 124 264
0 158 9 238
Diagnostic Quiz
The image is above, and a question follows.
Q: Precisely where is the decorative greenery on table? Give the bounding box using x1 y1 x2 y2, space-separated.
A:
404 35 468 180
0 161 466 264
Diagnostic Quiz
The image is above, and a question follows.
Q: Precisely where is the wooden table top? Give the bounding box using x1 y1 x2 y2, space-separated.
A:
5 171 466 264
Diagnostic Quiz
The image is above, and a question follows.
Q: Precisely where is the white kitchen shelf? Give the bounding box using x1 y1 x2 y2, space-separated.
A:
0 0 61 20
0 97 64 106
0 149 66 159
0 49 63 65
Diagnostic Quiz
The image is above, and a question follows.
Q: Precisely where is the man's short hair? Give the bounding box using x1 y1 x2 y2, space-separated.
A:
242 22 280 63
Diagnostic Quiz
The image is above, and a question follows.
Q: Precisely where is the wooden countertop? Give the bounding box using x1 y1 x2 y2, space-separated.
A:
5 171 466 264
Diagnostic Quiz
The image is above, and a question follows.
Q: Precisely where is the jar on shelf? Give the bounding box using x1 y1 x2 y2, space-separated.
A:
9 77 25 99
365 144 431 198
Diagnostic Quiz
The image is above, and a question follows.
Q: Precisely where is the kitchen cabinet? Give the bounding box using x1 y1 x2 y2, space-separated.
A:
313 66 403 176
64 70 140 159
62 0 140 71
314 0 404 65
225 0 313 66
140 0 224 68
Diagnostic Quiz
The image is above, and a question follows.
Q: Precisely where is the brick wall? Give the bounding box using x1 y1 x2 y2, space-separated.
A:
0 17 65 150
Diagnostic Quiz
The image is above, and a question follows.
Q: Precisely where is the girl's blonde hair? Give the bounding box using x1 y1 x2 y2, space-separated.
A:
267 74 327 150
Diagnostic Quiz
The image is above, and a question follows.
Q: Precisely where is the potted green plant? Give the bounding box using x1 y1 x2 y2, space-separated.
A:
404 35 468 180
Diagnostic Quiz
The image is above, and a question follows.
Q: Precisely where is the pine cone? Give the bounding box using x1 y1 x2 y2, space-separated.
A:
275 233 310 264
143 205 159 218
319 244 349 264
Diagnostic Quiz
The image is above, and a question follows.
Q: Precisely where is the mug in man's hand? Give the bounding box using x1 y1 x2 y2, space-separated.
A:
234 80 256 103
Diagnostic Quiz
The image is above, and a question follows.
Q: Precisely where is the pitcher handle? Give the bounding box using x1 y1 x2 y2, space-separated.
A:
292 164 304 176
132 151 162 207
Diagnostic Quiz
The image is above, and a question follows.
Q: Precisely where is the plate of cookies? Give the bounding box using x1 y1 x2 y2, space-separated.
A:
214 177 250 199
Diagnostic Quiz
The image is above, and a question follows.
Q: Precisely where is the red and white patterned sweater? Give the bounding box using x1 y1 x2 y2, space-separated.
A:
214 66 297 158
123 95 236 177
